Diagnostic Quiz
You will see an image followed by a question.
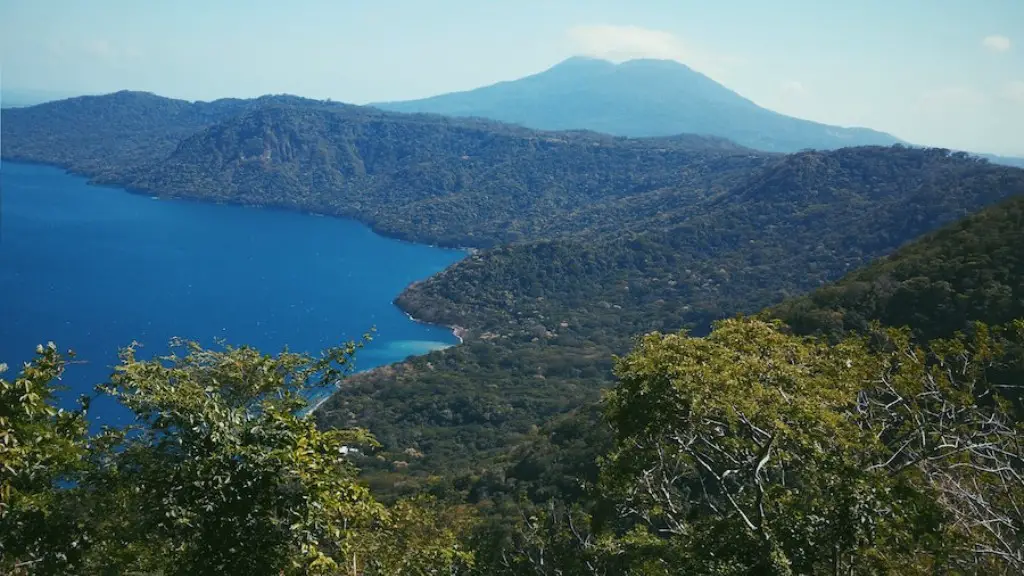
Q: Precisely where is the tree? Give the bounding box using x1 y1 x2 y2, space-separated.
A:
2 337 476 575
0 343 91 574
602 318 1023 574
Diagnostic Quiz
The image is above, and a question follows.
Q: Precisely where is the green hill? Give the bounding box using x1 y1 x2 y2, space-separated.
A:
124 104 764 247
770 194 1024 341
5 91 1023 476
0 91 336 179
5 88 1024 574
474 192 1024 517
317 146 1024 473
2 92 765 248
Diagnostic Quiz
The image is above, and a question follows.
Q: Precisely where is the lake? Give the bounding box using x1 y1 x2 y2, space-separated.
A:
0 162 465 425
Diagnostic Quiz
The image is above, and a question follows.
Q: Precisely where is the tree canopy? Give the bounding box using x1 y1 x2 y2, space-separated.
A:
1 338 472 575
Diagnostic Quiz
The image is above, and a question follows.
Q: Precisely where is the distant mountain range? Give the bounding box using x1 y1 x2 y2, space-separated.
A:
977 152 1024 169
7 58 1023 165
375 57 903 153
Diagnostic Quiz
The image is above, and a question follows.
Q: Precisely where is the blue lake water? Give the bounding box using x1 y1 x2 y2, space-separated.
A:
0 162 465 425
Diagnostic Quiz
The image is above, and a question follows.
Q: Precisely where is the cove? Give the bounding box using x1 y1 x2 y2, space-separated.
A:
0 162 466 425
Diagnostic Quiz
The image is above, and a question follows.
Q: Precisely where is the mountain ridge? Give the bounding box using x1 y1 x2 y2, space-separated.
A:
2 94 768 248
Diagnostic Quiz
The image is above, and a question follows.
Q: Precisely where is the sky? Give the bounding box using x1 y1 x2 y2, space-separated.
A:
2 0 1023 156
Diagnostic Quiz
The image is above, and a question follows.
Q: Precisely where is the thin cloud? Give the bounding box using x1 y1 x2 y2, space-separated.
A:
919 86 989 108
982 35 1011 52
1004 81 1024 104
78 39 142 64
83 39 117 61
566 24 743 78
781 80 808 97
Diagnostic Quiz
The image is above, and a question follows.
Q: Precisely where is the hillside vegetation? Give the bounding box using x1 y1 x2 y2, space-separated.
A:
471 190 1024 518
5 93 1023 477
6 317 1022 573
0 91 328 179
2 94 764 248
3 90 1024 574
319 146 1024 474
770 194 1024 341
125 105 764 247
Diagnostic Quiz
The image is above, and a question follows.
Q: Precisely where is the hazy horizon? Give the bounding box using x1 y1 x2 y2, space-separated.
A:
3 0 1022 156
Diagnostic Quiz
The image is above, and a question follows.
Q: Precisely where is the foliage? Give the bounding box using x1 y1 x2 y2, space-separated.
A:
2 322 1022 573
0 338 474 575
770 194 1024 342
436 318 1023 574
5 90 1024 572
323 146 1024 480
599 318 1023 574
2 92 765 248
0 344 91 574
0 91 337 180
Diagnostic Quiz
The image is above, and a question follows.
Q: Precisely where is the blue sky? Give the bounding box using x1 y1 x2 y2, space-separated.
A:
2 0 1022 155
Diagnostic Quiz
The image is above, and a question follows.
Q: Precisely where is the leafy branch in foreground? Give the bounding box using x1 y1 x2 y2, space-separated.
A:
1 337 474 576
0 343 92 574
601 318 1023 575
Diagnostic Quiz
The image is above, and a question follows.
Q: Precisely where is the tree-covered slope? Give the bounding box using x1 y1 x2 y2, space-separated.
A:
0 91 330 177
317 146 1024 474
7 90 1024 480
398 147 1024 340
770 193 1024 341
465 191 1024 524
375 57 901 153
8 320 1022 573
2 93 766 248
124 104 767 247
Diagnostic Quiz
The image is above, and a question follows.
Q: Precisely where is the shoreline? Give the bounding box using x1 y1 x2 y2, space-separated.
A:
4 159 472 417
403 310 466 345
303 313 466 417
0 158 484 254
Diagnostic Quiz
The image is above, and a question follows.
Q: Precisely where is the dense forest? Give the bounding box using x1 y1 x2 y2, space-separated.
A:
3 93 1024 573
320 146 1024 476
2 93 765 248
5 92 1024 477
0 91 333 179
466 191 1024 514
6 314 1023 573
770 194 1024 342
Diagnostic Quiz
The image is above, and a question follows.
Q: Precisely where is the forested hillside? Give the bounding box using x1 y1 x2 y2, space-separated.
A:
124 104 764 247
770 194 1024 341
399 147 1024 339
5 95 1024 478
4 90 1024 574
317 146 1024 475
0 91 331 179
473 191 1024 514
436 197 1024 573
8 317 1022 573
2 92 765 247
